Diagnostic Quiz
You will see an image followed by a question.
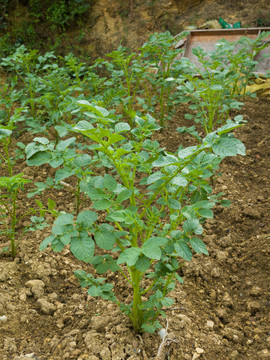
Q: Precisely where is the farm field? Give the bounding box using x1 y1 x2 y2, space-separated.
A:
0 1 270 358
0 94 269 359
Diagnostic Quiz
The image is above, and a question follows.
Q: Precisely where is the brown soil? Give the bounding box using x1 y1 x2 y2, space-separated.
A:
0 95 269 360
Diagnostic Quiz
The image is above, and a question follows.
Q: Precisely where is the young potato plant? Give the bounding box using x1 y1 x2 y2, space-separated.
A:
176 48 244 135
175 33 270 136
25 136 93 215
93 31 185 129
0 173 56 259
40 101 245 333
0 109 27 176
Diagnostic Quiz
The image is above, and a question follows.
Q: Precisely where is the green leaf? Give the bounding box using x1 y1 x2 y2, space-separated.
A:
161 297 174 307
234 138 246 156
170 175 188 187
107 133 125 145
87 187 106 200
141 321 162 333
141 237 168 260
197 208 213 218
52 224 67 235
92 199 111 210
74 120 94 131
221 199 230 207
51 237 65 252
106 210 126 222
153 154 178 167
48 198 56 210
117 247 141 266
135 255 151 272
88 285 100 296
95 230 116 250
55 213 74 226
39 235 55 251
178 146 197 159
56 137 76 151
77 210 97 227
26 151 52 166
115 189 132 204
92 255 120 274
73 154 92 167
189 237 208 255
115 122 131 133
168 199 181 210
147 172 164 184
70 231 95 262
33 137 49 145
213 137 238 157
183 218 203 235
174 241 192 261
104 174 118 191
55 168 74 183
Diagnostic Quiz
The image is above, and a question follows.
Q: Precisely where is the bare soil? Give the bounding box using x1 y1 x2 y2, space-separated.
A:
0 95 269 360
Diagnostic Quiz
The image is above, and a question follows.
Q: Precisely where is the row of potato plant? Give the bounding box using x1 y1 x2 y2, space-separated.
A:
0 31 269 332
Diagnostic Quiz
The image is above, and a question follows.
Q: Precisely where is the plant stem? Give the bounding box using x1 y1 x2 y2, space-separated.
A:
131 268 143 332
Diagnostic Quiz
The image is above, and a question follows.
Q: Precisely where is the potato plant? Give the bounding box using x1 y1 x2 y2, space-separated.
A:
37 101 245 333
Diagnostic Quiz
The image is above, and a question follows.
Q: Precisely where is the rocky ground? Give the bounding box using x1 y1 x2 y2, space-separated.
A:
0 95 269 360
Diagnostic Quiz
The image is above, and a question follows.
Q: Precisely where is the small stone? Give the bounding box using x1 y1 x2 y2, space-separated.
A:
192 353 200 360
233 335 240 343
211 267 221 278
216 250 228 261
243 207 261 219
176 314 191 328
209 290 216 300
116 324 128 333
219 235 232 247
257 349 270 359
48 292 59 302
31 285 45 299
4 337 17 353
223 327 243 342
0 315 7 323
25 279 45 288
91 315 111 331
250 286 262 297
247 301 261 315
36 299 56 315
195 348 204 354
0 268 10 282
100 347 111 360
206 320 214 329
247 339 253 345
19 291 27 301
20 315 28 323
72 349 81 357
216 308 228 322
222 292 233 308
230 350 239 360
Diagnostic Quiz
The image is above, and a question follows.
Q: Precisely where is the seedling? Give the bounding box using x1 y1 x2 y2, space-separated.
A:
25 136 93 215
0 173 56 259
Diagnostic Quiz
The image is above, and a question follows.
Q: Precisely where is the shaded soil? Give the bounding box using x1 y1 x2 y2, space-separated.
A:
0 95 269 360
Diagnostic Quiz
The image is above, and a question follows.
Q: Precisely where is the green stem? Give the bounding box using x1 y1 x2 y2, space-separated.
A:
131 268 143 332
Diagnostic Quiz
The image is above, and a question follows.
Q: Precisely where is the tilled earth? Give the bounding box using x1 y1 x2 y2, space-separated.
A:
0 96 269 360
